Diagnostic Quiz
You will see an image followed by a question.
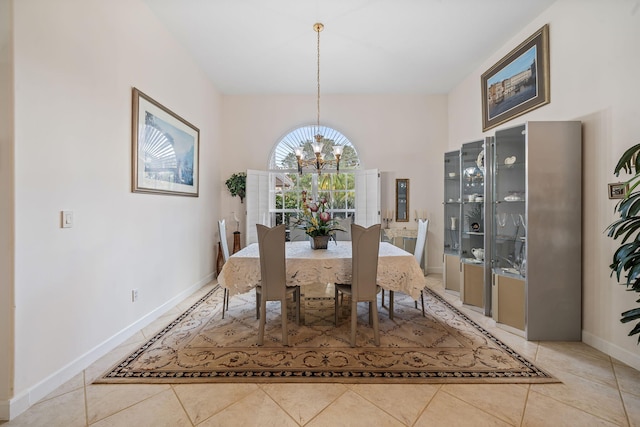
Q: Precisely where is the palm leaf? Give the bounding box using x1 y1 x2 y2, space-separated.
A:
608 142 640 344
614 143 640 176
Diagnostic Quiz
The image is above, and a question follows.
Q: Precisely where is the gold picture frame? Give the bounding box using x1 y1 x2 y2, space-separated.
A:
608 182 628 199
132 88 200 197
481 25 550 132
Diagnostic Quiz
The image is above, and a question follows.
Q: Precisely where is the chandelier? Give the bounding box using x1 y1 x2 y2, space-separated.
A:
295 23 343 175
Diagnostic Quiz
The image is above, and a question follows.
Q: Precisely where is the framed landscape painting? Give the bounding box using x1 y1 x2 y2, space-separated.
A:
131 88 200 197
481 25 550 132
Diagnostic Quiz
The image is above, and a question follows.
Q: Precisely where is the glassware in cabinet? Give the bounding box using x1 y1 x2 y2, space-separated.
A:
443 150 461 293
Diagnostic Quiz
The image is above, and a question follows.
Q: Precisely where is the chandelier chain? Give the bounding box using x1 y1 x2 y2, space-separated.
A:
316 23 321 135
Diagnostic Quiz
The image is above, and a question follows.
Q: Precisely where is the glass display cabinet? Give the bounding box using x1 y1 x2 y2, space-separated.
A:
443 150 461 293
459 139 490 313
490 121 581 340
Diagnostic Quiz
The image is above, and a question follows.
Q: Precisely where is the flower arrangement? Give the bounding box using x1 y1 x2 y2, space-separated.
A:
293 191 344 237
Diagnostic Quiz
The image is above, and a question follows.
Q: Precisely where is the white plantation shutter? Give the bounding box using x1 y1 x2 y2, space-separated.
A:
245 170 270 245
354 169 380 227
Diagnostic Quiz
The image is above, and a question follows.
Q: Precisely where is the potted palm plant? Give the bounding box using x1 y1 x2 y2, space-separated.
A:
606 143 640 343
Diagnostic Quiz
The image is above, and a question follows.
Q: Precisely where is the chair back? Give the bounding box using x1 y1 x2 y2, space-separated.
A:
332 217 353 241
256 224 287 300
218 219 230 262
351 223 381 301
414 219 428 264
288 217 307 242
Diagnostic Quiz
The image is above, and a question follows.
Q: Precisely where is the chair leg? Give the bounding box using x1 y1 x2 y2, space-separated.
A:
420 290 425 317
296 287 301 326
257 297 267 345
371 299 380 346
389 290 394 320
281 299 289 346
334 286 340 326
256 292 261 319
368 301 373 325
381 289 386 308
350 299 358 347
222 288 228 319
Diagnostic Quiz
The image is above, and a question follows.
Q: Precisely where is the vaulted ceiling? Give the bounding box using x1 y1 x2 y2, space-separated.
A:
144 0 557 95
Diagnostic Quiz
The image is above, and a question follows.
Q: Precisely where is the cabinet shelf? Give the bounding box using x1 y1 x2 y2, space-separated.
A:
496 162 525 170
493 267 524 280
495 235 526 242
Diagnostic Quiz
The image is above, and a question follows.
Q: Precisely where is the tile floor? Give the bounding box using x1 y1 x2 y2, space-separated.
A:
2 276 640 426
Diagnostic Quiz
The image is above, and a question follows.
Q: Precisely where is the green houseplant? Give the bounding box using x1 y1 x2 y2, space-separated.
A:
225 172 246 203
606 143 640 343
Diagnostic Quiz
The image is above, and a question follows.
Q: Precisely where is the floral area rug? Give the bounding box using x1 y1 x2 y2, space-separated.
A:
96 283 556 384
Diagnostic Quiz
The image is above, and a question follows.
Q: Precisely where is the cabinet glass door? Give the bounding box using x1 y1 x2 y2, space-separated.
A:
460 140 486 310
461 140 485 264
491 124 526 279
444 150 460 255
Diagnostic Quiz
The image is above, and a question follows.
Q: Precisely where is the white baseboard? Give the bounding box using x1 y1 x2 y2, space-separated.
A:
1 274 213 421
582 330 640 371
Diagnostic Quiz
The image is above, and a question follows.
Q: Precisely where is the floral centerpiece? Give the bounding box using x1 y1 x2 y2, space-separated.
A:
293 191 344 249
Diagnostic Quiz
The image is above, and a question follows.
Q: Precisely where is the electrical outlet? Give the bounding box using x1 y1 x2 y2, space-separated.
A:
131 289 139 302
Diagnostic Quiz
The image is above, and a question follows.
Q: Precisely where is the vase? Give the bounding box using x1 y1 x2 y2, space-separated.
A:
310 235 330 250
232 231 241 254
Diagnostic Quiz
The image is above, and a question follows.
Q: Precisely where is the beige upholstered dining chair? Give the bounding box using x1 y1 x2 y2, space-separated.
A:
331 216 353 241
288 217 307 242
334 223 382 347
256 224 300 346
218 219 231 318
383 219 428 319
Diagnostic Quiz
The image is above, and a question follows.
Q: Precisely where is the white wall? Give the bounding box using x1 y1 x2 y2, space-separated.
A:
0 0 14 412
448 0 640 367
7 0 222 415
220 94 448 272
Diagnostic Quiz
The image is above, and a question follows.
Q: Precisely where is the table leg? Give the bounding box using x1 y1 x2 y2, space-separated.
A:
389 290 394 320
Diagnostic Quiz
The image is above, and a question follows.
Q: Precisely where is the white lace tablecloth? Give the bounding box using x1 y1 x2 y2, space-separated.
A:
218 241 426 300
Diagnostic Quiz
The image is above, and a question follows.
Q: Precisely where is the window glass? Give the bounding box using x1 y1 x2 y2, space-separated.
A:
269 126 360 234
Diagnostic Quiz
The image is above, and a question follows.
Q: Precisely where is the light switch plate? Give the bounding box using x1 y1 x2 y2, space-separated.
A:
61 211 73 228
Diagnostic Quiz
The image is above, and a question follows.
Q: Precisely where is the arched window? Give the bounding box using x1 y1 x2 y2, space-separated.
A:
269 125 360 171
267 125 361 233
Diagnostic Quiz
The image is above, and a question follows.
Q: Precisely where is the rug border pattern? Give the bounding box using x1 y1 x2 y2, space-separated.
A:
96 286 556 384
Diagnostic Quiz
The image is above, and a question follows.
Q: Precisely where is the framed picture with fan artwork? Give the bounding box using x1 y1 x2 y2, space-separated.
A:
131 88 200 197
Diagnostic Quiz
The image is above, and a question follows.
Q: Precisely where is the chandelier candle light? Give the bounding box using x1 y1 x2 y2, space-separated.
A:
295 23 343 174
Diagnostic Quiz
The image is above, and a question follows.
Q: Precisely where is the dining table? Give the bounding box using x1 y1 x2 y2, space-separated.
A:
217 241 427 317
